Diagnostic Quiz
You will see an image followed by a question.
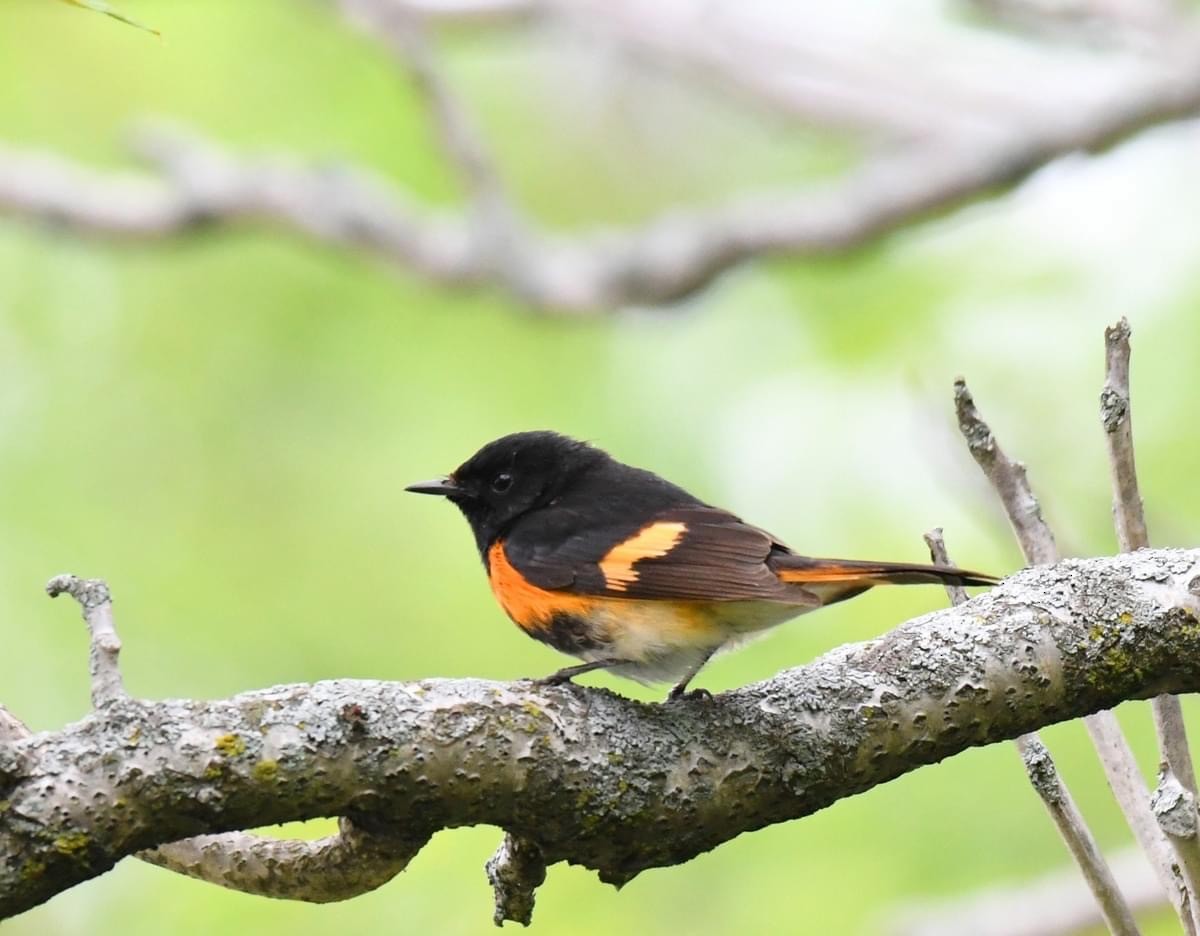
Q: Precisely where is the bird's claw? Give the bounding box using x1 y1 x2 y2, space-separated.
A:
667 686 713 703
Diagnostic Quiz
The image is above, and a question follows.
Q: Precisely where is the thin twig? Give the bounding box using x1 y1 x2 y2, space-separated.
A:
1102 319 1196 788
954 379 1194 933
953 381 1059 565
1102 318 1150 552
925 527 1142 936
1102 317 1200 930
0 706 31 744
1152 769 1200 902
922 528 970 606
45 574 126 708
1084 710 1193 932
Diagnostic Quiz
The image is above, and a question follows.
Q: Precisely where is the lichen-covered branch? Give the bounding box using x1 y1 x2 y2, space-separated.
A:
2 549 1199 920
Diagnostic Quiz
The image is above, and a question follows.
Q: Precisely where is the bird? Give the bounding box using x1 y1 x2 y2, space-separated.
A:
407 431 997 700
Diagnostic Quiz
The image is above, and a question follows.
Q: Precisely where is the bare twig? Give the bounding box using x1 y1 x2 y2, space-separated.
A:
0 706 31 744
925 527 1141 936
1084 711 1193 932
922 528 970 606
953 381 1059 565
1102 317 1200 930
1153 770 1200 905
1102 318 1150 553
485 832 547 926
1101 319 1196 787
45 574 126 708
954 379 1194 932
1157 695 1200 796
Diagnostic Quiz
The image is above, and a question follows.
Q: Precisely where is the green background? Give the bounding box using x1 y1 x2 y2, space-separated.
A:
2 2 1199 932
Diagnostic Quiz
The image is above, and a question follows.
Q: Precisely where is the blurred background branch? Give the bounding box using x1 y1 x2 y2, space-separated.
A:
3 0 1200 311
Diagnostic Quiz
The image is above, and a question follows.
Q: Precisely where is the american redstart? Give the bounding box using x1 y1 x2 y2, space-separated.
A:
408 431 996 699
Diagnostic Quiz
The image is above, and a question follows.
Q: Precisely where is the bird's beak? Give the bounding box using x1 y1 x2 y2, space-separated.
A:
405 476 461 497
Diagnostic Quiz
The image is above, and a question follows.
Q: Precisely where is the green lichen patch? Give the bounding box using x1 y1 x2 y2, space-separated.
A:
252 759 279 783
520 701 542 718
53 832 89 857
21 859 46 880
214 733 246 757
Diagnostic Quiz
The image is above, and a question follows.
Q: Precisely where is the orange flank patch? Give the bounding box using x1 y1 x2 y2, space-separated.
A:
599 522 688 592
487 541 595 630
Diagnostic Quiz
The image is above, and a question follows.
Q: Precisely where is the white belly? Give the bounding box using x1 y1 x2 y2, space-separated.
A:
577 599 812 685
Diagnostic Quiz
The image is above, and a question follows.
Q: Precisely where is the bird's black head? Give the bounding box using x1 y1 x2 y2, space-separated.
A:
406 431 609 554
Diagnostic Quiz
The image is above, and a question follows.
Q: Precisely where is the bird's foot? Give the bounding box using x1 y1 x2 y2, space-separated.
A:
667 685 713 703
529 672 573 688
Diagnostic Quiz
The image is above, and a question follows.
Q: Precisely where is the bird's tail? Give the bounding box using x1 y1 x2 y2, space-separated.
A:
772 556 998 589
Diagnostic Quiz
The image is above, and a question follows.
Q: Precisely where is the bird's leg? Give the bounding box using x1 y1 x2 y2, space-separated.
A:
667 646 720 702
531 658 630 687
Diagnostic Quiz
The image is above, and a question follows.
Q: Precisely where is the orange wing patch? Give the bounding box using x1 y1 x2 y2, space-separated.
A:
599 521 688 592
488 541 595 630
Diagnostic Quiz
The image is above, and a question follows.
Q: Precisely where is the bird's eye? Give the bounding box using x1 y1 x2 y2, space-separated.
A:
491 473 513 493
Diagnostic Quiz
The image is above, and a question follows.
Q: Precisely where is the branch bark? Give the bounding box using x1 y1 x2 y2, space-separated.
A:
3 550 1199 920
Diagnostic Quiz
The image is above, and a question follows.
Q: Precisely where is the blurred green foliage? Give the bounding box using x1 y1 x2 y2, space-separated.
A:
2 1 1200 933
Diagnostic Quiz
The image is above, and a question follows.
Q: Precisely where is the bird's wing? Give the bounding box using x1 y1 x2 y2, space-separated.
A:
502 506 819 605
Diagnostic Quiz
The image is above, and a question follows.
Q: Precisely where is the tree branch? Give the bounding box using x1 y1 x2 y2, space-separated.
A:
3 550 1200 920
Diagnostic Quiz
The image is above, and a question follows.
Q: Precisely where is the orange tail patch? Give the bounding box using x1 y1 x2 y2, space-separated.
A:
775 558 997 588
